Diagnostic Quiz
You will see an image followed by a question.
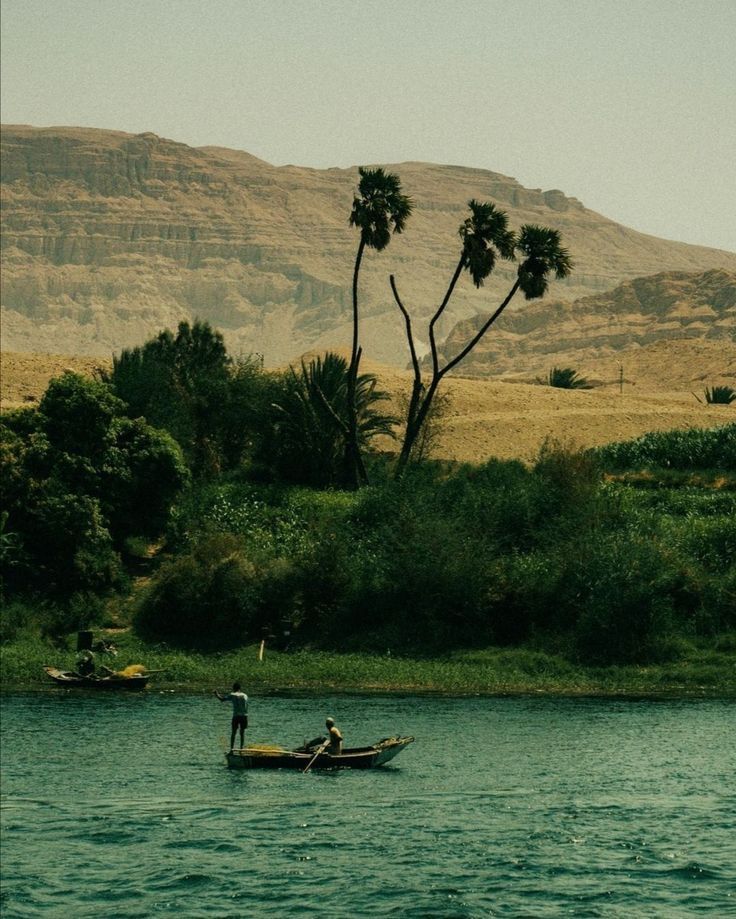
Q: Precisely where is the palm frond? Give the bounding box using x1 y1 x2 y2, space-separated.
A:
516 225 573 300
349 167 413 251
270 352 398 485
457 200 516 287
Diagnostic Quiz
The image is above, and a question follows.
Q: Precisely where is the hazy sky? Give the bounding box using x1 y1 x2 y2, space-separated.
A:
2 0 734 251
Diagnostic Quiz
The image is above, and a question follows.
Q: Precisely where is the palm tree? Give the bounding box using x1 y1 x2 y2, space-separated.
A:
704 385 736 405
347 168 412 486
391 215 572 475
548 367 592 389
271 352 397 487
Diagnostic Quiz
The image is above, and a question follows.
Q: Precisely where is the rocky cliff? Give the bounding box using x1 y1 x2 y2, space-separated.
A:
2 125 735 365
436 269 736 386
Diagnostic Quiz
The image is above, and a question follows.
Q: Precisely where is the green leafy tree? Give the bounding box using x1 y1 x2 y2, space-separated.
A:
391 206 572 475
106 319 236 476
347 168 412 486
0 373 188 599
266 352 396 487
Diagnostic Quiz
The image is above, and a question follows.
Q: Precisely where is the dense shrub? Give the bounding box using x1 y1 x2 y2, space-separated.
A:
483 550 569 643
595 424 736 471
135 534 306 649
106 320 276 477
0 594 107 645
570 535 679 664
141 442 735 661
1 373 188 599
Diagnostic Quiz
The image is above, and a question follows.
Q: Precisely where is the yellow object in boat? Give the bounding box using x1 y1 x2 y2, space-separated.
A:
115 664 146 678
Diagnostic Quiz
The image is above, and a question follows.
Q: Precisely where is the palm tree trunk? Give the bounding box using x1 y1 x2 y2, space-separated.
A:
346 240 367 488
428 255 465 377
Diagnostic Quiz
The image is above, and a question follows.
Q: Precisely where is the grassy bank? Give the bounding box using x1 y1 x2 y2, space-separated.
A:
2 630 735 697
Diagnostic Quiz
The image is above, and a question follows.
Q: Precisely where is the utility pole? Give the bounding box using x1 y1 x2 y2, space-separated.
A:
618 363 624 395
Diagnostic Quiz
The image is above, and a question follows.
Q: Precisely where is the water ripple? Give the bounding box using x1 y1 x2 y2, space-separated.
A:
2 692 735 917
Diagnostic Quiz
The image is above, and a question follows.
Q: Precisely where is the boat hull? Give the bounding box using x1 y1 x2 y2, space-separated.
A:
226 736 414 770
43 667 149 690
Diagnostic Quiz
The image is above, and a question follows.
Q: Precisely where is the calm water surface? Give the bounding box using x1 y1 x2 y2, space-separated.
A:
1 692 734 917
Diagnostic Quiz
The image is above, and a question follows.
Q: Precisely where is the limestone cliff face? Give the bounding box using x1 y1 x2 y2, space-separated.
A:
437 269 736 381
2 125 735 364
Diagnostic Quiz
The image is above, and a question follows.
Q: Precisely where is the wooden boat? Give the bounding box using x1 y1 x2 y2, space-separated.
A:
43 666 149 690
225 735 414 770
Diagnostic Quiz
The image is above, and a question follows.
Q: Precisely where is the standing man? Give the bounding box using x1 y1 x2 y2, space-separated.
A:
214 682 249 752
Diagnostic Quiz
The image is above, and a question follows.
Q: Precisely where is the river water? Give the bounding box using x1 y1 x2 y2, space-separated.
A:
1 692 734 917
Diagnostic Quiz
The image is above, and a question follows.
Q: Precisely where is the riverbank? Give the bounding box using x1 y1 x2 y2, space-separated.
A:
2 631 735 697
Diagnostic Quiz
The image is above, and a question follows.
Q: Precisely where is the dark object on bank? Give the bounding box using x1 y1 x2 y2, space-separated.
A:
43 666 149 690
76 630 118 655
225 735 415 770
76 630 94 651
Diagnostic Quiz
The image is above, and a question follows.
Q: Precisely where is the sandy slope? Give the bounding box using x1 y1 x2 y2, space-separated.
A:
2 350 732 464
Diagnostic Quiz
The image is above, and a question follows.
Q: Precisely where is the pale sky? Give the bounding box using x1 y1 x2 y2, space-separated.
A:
2 0 735 251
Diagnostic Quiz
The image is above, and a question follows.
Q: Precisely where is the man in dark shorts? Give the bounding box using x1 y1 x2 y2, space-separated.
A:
214 682 249 752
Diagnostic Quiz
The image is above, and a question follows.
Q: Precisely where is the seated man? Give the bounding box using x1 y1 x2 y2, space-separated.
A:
76 650 96 677
325 717 343 755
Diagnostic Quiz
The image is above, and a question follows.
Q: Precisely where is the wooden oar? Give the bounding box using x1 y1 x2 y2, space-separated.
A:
302 740 329 774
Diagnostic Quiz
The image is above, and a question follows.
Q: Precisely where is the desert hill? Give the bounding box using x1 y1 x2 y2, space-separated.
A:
1 348 732 465
438 268 736 385
2 125 735 367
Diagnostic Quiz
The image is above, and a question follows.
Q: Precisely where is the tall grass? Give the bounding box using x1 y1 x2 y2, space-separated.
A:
3 630 734 696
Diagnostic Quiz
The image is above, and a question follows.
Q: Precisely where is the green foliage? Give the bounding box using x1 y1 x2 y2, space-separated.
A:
135 534 305 649
0 372 187 600
459 200 516 287
349 167 413 251
0 594 107 645
547 366 592 389
106 319 273 476
704 385 736 405
40 372 126 457
571 535 678 664
143 438 735 663
594 424 736 471
103 418 189 538
262 352 397 487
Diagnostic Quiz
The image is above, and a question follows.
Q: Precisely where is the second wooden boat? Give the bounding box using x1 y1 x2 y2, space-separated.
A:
43 666 149 690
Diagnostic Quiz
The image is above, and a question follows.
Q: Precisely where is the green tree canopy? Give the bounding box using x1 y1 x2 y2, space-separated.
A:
106 319 237 476
0 373 188 599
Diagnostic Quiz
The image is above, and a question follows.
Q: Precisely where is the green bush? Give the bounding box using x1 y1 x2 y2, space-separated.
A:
1 373 187 601
546 366 592 389
704 386 736 405
595 424 736 471
102 442 736 656
483 550 568 644
0 594 106 645
571 535 678 664
134 534 306 649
